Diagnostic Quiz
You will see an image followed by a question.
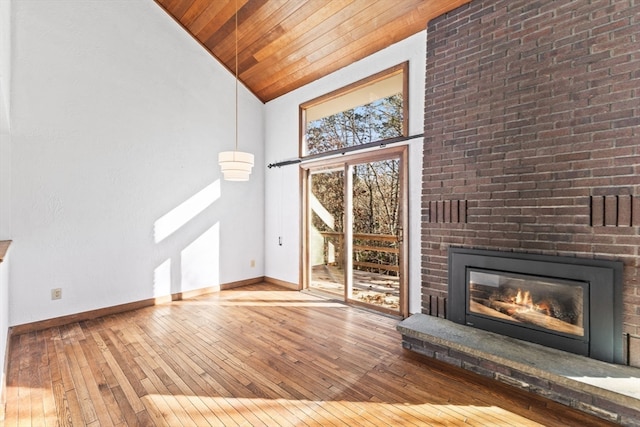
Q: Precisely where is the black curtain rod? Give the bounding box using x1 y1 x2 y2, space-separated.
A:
267 159 302 169
267 133 424 169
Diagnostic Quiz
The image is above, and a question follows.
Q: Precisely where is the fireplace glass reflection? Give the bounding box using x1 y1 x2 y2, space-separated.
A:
468 269 586 338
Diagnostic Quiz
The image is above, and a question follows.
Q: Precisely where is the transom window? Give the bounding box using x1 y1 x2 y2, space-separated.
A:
300 63 408 158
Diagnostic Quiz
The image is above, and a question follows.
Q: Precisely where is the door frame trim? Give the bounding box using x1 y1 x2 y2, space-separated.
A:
300 145 409 317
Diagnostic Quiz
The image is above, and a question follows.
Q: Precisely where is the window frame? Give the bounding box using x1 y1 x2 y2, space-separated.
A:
299 62 409 159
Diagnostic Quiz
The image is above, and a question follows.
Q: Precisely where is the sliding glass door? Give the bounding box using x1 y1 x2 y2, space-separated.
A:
304 147 407 316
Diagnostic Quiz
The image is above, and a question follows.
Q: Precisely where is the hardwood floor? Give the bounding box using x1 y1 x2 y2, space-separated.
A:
3 283 615 426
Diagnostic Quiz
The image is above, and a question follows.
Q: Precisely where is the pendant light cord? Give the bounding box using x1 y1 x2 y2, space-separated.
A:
218 0 253 181
234 0 239 152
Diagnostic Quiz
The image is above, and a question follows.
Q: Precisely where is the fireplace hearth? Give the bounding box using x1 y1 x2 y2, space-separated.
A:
448 248 623 364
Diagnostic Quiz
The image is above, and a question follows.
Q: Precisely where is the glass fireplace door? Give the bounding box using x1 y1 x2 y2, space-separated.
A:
468 269 588 338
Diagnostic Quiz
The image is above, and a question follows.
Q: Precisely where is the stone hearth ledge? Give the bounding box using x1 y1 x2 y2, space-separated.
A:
397 314 640 426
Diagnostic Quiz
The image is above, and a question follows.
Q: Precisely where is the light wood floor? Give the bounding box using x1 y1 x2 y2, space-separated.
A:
3 283 614 426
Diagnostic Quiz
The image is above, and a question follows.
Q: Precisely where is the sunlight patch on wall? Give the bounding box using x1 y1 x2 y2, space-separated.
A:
154 180 221 243
180 222 219 292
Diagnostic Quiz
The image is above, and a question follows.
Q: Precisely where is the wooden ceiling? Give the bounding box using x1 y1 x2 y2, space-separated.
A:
154 0 470 103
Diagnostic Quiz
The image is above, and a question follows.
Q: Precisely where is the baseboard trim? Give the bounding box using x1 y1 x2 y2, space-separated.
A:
1 327 12 421
171 285 221 301
264 276 300 290
10 298 159 336
10 277 267 336
0 370 4 422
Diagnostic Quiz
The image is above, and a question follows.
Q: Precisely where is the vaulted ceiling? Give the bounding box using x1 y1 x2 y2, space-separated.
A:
155 0 470 103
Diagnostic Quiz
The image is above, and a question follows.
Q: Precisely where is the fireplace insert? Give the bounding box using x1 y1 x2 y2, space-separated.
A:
448 248 623 363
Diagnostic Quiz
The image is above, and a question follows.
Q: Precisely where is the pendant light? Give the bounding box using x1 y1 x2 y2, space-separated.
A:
218 0 254 181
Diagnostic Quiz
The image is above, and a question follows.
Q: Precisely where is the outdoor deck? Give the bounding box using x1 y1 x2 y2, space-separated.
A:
311 265 400 310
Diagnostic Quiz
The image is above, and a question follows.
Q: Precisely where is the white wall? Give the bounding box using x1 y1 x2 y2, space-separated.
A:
8 0 264 326
0 0 11 239
264 32 426 314
0 0 11 407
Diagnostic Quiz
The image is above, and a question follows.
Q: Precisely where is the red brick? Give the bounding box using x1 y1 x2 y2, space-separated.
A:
460 200 467 223
451 200 460 223
605 196 619 226
633 196 640 226
618 195 632 226
591 196 605 226
444 200 451 223
628 335 640 368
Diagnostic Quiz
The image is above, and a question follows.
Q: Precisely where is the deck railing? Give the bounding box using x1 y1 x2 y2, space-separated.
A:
319 232 399 274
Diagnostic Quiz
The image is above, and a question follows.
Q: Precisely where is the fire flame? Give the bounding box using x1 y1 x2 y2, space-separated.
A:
515 290 533 307
512 289 551 316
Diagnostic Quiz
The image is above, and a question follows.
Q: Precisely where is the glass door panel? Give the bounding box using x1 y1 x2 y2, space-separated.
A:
309 169 345 298
348 159 401 313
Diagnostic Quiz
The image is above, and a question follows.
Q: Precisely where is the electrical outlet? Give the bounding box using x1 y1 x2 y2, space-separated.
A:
51 288 62 300
250 259 256 268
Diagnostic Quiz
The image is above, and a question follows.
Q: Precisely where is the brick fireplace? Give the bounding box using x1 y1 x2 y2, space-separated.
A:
420 0 640 368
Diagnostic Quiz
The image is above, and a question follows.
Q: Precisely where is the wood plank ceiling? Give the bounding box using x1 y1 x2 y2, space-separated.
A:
155 0 470 103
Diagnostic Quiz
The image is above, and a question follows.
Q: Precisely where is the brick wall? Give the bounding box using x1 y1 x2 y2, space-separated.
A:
422 0 640 366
